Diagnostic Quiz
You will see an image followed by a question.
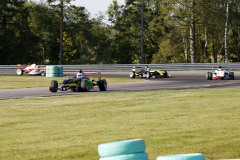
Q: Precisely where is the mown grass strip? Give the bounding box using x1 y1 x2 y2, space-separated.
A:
0 76 142 89
0 89 239 159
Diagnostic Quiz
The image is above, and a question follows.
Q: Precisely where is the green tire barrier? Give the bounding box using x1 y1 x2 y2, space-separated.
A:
46 73 59 77
46 69 58 74
58 66 63 72
98 139 146 158
99 152 148 160
46 66 63 77
157 153 205 160
46 66 58 73
58 66 63 77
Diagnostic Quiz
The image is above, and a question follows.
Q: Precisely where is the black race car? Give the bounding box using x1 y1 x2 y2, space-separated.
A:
130 66 170 79
49 72 107 92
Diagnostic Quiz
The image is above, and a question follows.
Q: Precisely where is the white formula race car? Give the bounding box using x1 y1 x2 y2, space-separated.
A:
206 66 234 80
16 64 46 76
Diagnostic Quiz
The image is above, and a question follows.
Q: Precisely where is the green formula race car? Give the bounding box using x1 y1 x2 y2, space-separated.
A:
130 66 170 79
49 72 107 92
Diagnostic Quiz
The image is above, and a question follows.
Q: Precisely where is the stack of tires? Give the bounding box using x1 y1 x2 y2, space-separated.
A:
157 153 205 160
46 66 63 77
98 139 149 160
58 66 63 77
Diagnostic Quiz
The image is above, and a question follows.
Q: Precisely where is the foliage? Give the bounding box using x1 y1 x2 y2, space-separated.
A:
0 0 38 64
0 0 239 64
108 0 240 63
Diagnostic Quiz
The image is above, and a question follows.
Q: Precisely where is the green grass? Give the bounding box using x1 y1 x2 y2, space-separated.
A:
0 89 239 160
0 76 142 89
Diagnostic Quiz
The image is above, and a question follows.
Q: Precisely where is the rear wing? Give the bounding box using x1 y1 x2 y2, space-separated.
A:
211 66 226 71
132 66 145 69
17 64 22 69
84 72 102 80
17 64 29 69
132 66 149 71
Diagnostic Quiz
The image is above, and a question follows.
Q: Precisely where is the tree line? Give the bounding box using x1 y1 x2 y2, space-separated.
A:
0 0 239 65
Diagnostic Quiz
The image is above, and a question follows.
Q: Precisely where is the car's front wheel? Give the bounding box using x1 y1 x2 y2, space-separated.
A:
130 71 135 78
99 79 107 91
229 72 234 79
146 72 151 79
206 72 213 80
163 71 168 78
49 80 58 92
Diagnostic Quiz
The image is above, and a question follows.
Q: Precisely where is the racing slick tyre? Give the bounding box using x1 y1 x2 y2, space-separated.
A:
99 152 149 160
98 139 146 158
50 80 58 92
76 87 81 92
16 69 23 76
206 72 213 80
75 81 82 92
81 80 89 92
99 79 107 91
41 71 46 77
156 153 205 160
206 72 210 80
229 72 234 80
130 71 136 78
163 71 168 78
146 72 151 79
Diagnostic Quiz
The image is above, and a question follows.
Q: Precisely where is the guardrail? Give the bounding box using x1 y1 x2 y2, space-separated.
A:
1 63 240 73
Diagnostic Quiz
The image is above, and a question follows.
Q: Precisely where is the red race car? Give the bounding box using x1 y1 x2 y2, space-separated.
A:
16 64 46 76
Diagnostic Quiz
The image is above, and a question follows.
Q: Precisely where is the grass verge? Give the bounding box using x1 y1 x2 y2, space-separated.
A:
0 76 142 89
0 89 240 160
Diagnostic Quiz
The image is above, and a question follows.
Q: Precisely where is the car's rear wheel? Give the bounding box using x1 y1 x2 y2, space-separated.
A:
75 86 81 92
99 79 107 91
41 71 46 77
129 71 135 78
16 69 23 76
81 80 89 91
50 80 58 92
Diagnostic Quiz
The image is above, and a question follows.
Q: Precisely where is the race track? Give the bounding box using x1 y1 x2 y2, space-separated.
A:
0 71 240 100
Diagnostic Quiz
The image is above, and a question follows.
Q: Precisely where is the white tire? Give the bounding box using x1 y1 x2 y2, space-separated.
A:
146 72 151 79
16 69 23 76
157 153 205 160
100 152 148 160
130 71 135 78
98 139 146 158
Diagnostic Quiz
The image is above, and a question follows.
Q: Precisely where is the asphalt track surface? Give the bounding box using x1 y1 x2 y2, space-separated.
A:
0 71 240 100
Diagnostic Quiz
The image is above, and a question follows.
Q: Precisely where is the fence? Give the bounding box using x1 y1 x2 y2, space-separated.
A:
0 63 240 73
